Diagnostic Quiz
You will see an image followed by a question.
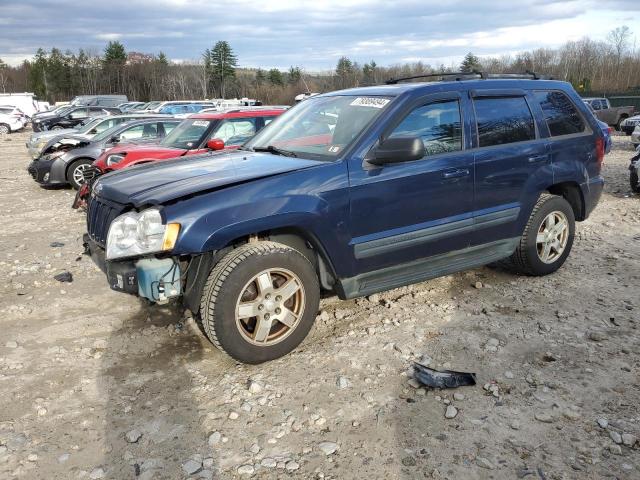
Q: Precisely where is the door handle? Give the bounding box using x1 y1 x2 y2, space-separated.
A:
442 168 470 179
528 155 548 163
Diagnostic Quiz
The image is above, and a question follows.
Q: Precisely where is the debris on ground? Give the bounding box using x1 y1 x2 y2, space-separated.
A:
413 363 477 389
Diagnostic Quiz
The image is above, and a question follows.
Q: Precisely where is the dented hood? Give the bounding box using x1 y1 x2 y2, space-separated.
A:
95 150 323 206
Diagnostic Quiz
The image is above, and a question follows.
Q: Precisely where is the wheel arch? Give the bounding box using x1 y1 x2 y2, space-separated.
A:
546 181 585 221
183 227 342 315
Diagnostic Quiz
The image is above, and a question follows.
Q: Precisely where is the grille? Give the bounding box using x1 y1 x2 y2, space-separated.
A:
27 164 37 179
87 197 125 247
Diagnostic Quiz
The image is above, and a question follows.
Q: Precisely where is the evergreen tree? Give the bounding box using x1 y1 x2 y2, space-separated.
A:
335 56 356 89
255 68 266 86
288 66 301 85
28 48 49 99
267 68 284 86
203 41 237 98
103 41 127 65
460 52 481 73
157 52 169 66
362 60 377 84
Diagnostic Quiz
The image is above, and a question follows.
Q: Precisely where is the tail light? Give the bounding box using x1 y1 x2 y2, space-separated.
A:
608 127 613 134
595 137 605 167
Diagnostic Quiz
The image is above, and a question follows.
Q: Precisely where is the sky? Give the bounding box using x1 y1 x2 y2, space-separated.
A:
0 0 639 71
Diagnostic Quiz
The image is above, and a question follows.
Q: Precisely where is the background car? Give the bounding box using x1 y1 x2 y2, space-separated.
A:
632 125 640 147
0 108 26 134
90 109 285 175
26 114 169 159
28 118 181 189
621 114 640 136
32 106 121 131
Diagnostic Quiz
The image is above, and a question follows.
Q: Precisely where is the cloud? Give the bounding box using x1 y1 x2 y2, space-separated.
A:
1 0 638 68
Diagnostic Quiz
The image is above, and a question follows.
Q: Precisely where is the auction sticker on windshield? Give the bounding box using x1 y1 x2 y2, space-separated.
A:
350 97 390 108
192 120 210 127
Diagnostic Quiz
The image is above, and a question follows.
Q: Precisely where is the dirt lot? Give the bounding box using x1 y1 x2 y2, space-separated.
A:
0 130 638 480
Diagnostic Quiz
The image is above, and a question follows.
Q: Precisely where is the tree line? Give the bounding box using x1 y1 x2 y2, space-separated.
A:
0 26 638 105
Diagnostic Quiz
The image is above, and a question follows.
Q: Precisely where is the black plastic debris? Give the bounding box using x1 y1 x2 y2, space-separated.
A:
54 271 73 283
413 363 476 389
50 241 65 248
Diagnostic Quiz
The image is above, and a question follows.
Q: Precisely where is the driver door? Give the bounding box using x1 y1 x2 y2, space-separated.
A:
348 93 475 274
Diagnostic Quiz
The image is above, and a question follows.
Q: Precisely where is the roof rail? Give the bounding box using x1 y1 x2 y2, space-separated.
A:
385 70 552 85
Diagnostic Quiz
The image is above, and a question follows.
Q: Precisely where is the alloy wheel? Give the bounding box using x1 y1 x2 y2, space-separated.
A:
536 211 569 264
235 268 305 346
73 164 90 186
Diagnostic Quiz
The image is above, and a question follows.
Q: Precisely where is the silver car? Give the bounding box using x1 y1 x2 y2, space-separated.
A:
632 125 640 148
26 114 166 159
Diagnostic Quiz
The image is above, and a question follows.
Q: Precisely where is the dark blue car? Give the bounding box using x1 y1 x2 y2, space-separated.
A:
84 74 605 363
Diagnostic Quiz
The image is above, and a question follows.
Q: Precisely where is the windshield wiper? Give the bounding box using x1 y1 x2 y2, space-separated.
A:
253 145 298 157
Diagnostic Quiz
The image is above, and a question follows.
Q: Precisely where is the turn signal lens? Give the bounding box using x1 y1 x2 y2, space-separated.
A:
162 223 181 250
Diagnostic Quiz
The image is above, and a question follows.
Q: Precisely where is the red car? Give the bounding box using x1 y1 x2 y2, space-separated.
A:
73 109 285 208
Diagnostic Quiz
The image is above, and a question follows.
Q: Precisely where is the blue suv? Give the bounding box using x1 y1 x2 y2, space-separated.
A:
84 73 605 363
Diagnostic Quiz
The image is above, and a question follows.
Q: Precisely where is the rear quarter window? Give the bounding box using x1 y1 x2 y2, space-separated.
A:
534 91 586 137
474 96 536 148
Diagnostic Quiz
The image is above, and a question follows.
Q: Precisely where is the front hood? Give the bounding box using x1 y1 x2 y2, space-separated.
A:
31 128 77 143
95 151 323 206
41 134 92 155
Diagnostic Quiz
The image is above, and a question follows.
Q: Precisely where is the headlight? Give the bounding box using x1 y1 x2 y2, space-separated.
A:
45 150 66 160
106 208 180 260
106 153 125 166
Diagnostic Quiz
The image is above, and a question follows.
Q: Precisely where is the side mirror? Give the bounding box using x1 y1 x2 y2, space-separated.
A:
207 138 225 151
110 135 120 144
368 137 425 166
89 128 97 134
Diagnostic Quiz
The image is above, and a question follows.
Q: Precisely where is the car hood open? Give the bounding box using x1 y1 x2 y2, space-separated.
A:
95 150 323 206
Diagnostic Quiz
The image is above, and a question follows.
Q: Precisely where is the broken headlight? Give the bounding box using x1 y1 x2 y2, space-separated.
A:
106 208 180 260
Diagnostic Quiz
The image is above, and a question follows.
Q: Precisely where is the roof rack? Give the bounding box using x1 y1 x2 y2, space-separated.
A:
385 70 552 85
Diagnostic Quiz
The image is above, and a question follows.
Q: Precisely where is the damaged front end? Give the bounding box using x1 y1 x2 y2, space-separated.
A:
630 146 640 194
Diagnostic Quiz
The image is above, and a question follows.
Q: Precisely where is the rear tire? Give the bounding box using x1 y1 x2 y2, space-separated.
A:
66 159 93 190
51 125 64 130
0 124 9 135
505 194 575 276
199 241 320 364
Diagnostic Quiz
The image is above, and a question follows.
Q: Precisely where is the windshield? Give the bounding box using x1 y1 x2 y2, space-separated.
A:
76 117 103 131
160 119 212 149
145 101 162 110
244 95 391 159
92 123 125 142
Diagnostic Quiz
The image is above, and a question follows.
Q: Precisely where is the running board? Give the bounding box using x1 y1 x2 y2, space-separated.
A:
340 237 519 299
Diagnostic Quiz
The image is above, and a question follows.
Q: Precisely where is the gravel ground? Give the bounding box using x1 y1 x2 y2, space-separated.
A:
0 130 639 480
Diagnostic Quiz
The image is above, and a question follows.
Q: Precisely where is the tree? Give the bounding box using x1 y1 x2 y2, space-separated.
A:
0 58 7 93
607 25 632 67
460 52 481 73
255 68 266 86
103 41 127 64
204 41 237 98
156 52 169 66
267 68 284 86
335 56 356 89
362 60 377 84
288 66 301 85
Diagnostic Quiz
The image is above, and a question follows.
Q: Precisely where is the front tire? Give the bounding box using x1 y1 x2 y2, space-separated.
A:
507 194 575 276
199 241 320 364
51 125 64 130
67 159 93 190
0 124 9 135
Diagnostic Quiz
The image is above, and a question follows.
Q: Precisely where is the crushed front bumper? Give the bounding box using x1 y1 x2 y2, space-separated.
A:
83 234 139 295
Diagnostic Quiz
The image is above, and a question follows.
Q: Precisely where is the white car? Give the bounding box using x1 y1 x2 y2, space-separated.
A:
632 125 640 147
0 106 27 134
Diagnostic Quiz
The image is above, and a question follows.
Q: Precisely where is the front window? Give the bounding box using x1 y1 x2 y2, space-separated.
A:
389 100 462 156
244 95 392 159
160 119 212 149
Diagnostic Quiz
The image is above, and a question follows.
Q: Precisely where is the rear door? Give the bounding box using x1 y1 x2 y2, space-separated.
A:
532 90 595 183
470 90 551 246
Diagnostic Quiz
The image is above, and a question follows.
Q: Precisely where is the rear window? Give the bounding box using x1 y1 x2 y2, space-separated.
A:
474 97 536 147
534 91 586 137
